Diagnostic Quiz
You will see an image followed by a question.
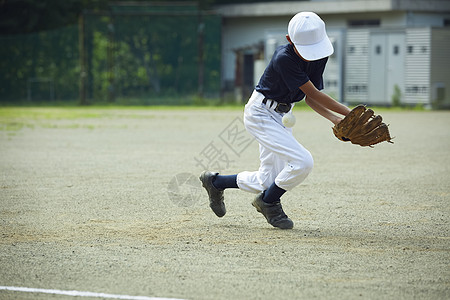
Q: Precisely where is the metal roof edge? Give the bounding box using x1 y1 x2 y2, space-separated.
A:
215 0 391 17
215 0 450 17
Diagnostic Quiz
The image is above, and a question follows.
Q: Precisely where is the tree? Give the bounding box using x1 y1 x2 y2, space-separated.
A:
0 0 108 34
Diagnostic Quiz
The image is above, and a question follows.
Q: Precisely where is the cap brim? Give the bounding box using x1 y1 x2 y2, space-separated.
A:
294 35 334 61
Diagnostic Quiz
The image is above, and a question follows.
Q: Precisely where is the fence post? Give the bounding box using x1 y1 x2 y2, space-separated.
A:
197 12 205 99
107 15 115 103
79 12 88 105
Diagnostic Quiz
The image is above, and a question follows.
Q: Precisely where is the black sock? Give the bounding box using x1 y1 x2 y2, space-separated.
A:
212 174 238 190
262 182 286 203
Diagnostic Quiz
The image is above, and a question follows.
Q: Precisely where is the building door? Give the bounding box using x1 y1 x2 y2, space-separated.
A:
369 33 405 104
386 33 405 105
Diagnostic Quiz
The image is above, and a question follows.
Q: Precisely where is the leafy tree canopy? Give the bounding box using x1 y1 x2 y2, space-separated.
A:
0 0 301 34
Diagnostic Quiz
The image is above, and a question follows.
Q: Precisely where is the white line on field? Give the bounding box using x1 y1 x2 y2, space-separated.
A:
0 286 186 300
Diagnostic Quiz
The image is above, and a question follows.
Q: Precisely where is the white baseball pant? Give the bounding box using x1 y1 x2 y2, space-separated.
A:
237 90 314 193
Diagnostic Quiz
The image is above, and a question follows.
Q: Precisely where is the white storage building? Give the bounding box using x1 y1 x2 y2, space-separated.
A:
215 0 450 108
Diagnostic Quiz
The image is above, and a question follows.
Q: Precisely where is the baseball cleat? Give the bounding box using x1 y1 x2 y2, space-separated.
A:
252 192 294 229
199 171 226 217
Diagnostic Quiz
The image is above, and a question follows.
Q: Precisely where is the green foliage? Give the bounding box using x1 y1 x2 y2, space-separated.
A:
391 84 402 107
0 0 296 35
0 0 109 34
0 2 221 105
0 26 79 102
84 7 221 103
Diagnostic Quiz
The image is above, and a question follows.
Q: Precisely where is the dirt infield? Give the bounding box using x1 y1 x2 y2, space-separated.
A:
0 107 449 300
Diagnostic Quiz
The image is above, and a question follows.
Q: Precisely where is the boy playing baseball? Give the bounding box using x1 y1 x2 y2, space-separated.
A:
200 12 351 229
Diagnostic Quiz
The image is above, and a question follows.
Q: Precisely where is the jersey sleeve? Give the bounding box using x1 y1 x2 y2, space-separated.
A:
274 54 310 92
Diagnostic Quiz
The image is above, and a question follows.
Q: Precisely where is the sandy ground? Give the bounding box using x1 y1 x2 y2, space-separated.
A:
0 107 449 300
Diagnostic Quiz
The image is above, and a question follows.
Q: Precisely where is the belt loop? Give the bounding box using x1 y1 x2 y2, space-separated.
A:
262 98 275 109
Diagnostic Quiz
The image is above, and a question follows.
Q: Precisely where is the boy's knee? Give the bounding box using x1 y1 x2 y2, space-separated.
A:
301 152 314 174
290 161 313 179
291 150 313 172
281 152 314 189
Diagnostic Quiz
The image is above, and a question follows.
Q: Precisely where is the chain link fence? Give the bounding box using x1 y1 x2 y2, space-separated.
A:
0 3 221 105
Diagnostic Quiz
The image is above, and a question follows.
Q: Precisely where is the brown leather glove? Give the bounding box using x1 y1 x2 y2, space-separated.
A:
333 105 393 147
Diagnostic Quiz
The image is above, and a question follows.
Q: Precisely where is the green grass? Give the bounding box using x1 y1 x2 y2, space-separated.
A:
0 102 431 133
0 105 245 132
0 107 105 120
0 107 106 132
0 102 428 121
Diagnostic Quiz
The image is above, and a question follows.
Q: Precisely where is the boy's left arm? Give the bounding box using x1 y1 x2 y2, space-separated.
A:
300 81 350 124
301 81 393 147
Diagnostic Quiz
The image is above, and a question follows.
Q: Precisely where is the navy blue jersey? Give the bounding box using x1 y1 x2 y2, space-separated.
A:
256 43 328 103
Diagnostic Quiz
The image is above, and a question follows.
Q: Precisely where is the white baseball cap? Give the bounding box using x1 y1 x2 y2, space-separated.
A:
288 12 334 61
